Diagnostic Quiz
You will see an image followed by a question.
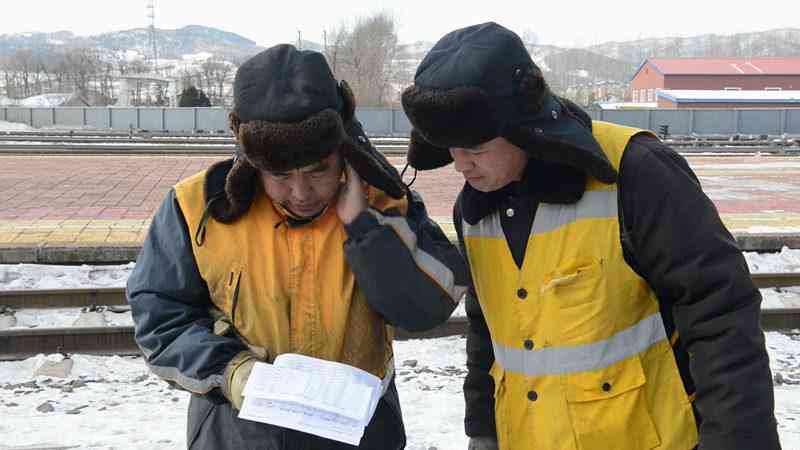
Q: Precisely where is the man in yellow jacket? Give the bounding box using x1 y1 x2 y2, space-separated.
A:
127 44 468 449
401 23 780 450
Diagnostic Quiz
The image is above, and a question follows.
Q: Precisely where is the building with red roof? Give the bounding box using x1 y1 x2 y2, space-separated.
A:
630 58 800 105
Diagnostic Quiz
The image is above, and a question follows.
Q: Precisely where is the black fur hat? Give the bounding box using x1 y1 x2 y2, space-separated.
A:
401 22 617 183
207 44 406 223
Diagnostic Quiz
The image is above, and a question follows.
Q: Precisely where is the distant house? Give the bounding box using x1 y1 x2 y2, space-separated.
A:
630 58 800 105
657 90 800 109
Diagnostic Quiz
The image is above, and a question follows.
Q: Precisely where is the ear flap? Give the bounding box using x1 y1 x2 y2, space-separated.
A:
339 80 356 123
229 111 241 135
504 125 618 184
407 128 453 170
205 157 259 224
516 67 552 116
341 119 406 199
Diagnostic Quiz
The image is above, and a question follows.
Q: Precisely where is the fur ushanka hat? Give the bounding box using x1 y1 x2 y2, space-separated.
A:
401 22 617 183
206 44 406 223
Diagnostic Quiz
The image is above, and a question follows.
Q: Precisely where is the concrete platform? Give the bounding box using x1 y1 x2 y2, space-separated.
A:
1 155 799 264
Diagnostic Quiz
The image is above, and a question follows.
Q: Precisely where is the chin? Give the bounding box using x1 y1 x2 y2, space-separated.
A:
467 180 493 192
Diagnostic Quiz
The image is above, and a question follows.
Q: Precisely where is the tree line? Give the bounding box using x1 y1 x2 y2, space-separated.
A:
1 20 798 108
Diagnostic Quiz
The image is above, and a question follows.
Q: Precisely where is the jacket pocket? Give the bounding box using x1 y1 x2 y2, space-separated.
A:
544 259 611 344
565 355 660 450
540 259 604 308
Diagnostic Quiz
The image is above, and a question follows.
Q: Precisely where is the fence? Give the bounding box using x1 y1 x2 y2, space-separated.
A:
2 106 800 137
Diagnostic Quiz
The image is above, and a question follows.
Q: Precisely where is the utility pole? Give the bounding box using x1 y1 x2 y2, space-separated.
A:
297 30 302 49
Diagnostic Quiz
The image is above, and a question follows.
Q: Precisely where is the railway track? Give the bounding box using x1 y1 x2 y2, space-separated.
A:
0 132 798 156
1 272 798 360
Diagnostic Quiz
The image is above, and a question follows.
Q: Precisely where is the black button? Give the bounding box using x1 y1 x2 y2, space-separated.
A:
602 382 612 392
524 339 534 350
517 288 528 299
527 390 538 401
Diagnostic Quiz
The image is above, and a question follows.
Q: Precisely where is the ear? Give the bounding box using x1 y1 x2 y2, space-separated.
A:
339 80 356 122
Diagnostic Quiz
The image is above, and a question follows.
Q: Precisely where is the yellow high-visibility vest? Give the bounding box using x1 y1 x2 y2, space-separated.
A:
462 121 698 450
175 174 406 378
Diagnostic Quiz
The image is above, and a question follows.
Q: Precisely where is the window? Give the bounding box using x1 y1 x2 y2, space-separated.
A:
632 90 638 102
648 89 654 102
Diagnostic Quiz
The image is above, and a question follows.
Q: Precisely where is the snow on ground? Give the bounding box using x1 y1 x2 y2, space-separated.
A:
0 333 798 449
18 93 74 108
0 263 134 291
745 247 800 273
0 120 34 131
0 251 798 446
0 249 796 293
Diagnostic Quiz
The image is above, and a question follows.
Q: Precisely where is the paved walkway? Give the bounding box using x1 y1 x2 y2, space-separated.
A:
0 154 799 262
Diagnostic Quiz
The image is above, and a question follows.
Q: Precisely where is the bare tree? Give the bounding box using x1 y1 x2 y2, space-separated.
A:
12 49 36 97
327 12 400 106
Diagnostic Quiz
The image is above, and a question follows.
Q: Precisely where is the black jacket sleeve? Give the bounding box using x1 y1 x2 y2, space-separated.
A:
343 190 469 332
454 194 498 439
619 135 780 450
126 190 246 395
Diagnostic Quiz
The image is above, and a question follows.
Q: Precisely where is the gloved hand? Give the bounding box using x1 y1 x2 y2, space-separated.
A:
221 351 259 410
468 436 499 450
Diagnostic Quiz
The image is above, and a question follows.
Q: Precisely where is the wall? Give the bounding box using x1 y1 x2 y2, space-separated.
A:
2 106 800 137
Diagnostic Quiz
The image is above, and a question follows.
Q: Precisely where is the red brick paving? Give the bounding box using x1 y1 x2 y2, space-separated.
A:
0 154 798 222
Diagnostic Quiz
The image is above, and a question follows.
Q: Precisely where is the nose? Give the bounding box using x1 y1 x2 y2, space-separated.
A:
289 177 314 202
449 148 474 173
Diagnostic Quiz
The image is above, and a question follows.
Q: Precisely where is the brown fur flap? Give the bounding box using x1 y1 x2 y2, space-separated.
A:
407 129 454 170
237 108 344 172
401 85 499 149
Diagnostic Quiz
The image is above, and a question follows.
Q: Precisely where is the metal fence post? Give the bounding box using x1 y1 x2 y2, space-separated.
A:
688 110 695 135
29 108 33 127
108 108 113 129
51 108 56 127
734 109 741 135
82 108 87 127
780 109 787 135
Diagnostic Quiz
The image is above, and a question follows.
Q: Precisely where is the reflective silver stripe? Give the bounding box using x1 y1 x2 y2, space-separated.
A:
532 189 618 235
370 210 467 303
147 363 224 394
380 357 395 397
462 190 618 240
462 214 504 239
492 313 667 376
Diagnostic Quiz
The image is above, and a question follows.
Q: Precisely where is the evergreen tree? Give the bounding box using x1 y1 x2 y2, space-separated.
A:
178 86 211 107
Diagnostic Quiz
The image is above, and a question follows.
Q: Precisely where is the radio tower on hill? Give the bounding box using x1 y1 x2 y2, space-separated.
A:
146 0 158 73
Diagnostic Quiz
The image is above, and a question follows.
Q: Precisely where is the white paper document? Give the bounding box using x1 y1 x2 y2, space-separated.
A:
238 353 383 445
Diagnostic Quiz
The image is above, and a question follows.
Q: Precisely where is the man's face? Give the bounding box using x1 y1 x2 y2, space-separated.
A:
260 151 343 218
449 137 529 192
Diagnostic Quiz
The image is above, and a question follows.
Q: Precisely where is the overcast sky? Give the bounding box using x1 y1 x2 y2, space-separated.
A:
3 0 799 47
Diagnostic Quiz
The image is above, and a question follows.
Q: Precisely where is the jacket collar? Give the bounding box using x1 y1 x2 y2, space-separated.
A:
460 159 586 225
